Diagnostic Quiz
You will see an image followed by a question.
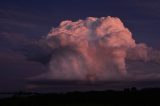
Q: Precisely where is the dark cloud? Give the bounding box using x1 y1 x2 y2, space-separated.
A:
0 51 46 91
0 31 53 64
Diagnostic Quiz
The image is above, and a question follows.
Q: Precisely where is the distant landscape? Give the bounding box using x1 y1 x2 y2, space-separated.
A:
0 87 160 106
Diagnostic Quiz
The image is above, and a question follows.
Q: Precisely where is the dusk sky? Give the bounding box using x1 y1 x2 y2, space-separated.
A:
0 0 160 92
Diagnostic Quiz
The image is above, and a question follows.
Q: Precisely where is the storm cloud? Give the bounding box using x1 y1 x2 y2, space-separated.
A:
33 16 160 82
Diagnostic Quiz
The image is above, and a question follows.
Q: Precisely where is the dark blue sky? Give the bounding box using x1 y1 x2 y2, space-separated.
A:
1 0 160 47
1 0 160 44
0 0 160 92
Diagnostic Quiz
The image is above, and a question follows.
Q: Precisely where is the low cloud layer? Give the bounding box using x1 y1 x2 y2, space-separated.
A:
32 16 160 82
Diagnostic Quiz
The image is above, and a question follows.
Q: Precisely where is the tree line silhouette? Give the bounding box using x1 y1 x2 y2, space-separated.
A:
0 87 160 106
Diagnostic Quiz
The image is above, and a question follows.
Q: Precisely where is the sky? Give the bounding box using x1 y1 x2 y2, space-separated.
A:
0 0 160 92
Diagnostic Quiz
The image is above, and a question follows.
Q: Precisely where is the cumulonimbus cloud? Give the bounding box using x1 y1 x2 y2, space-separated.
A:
34 16 160 81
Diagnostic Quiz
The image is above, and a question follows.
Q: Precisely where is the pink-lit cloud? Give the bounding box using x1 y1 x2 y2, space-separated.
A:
33 16 160 82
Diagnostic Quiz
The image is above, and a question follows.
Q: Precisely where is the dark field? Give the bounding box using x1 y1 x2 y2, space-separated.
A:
0 87 160 106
